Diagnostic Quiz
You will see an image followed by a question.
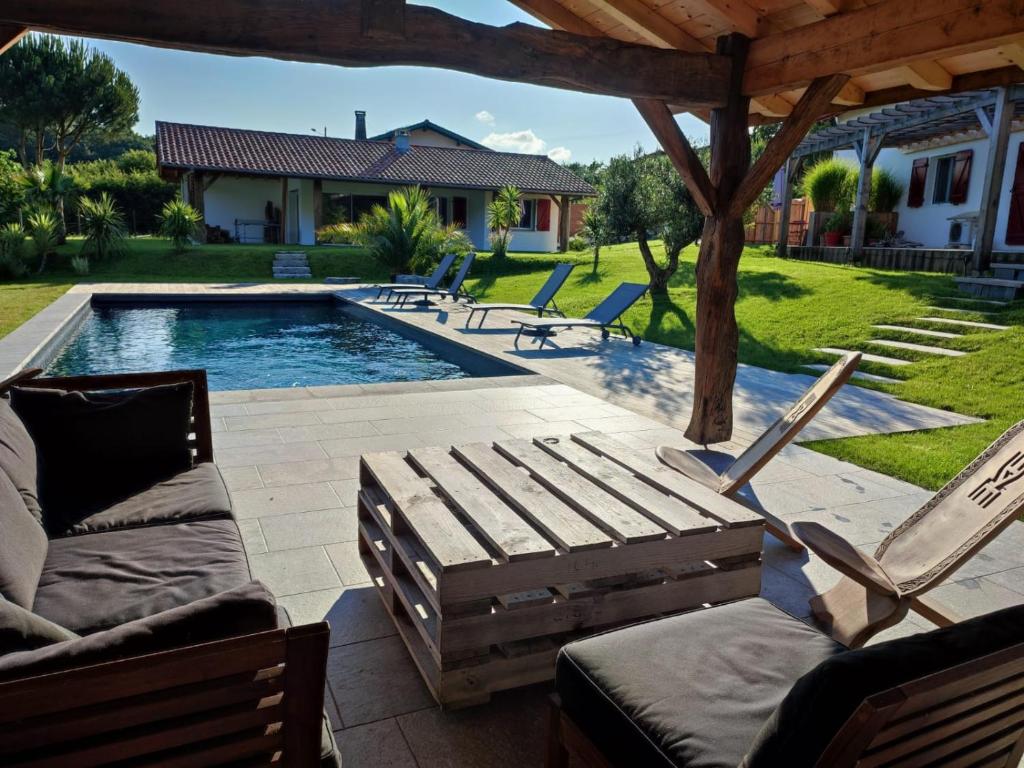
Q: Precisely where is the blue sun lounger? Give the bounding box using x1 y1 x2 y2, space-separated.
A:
464 263 575 328
511 282 648 350
388 253 477 307
373 252 457 300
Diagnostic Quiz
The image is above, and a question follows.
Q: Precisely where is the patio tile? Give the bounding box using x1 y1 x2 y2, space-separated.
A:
324 686 343 732
210 403 248 417
277 585 398 647
577 414 668 433
236 519 267 555
929 577 1024 619
450 409 543 427
248 545 341 597
321 433 428 458
328 478 361 508
245 387 315 402
320 403 469 424
337 718 418 768
215 441 326 468
770 496 930 546
260 507 359 550
244 398 326 415
985 567 1024 596
761 565 817 619
224 412 322 431
326 540 373 586
327 635 435 727
371 414 468 435
500 420 587 438
953 534 1024 581
209 417 225 433
258 456 362 487
231 482 342 519
212 428 282 450
397 685 549 768
744 473 909 515
218 465 264 491
423 426 514 447
307 383 368 399
277 421 378 443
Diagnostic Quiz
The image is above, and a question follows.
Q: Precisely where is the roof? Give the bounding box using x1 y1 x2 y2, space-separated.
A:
155 122 594 196
368 120 489 151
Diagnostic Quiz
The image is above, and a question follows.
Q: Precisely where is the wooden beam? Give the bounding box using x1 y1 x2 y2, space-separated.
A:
280 177 288 246
849 127 883 256
902 60 953 91
506 0 600 36
802 0 840 16
974 86 1013 273
361 0 405 39
997 41 1024 70
313 178 323 240
0 24 27 54
732 74 849 217
776 157 802 257
689 0 761 39
585 0 705 52
752 93 792 117
633 98 715 217
745 0 1024 96
2 0 730 105
833 81 865 106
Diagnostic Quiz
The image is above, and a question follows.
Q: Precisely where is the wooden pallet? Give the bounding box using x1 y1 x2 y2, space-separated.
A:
357 435 765 707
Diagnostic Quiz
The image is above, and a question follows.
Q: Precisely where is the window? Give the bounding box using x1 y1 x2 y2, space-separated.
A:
452 196 468 228
515 199 536 230
933 155 955 204
931 150 973 205
431 196 451 226
321 194 387 224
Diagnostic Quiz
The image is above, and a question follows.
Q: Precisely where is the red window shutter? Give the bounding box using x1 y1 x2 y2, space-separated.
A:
1006 145 1024 245
452 196 467 228
907 158 929 208
536 198 551 231
949 150 973 204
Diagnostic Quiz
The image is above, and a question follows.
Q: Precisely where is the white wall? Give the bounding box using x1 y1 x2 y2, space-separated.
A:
288 178 316 246
506 194 560 253
203 175 283 244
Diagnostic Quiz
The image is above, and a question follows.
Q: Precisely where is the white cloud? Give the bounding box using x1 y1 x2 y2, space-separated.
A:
475 110 495 125
481 129 547 154
547 146 572 163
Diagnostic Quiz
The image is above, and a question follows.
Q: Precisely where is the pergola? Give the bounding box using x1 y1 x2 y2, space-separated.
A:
783 86 1024 271
3 0 1023 444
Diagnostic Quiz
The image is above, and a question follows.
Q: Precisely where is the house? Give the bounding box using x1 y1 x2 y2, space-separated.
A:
155 112 594 251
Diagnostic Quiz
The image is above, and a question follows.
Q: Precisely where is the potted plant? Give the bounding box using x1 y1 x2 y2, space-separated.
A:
822 210 851 247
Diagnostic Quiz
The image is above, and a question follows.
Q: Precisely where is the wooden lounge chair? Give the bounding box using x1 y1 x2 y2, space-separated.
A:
793 418 1024 648
511 282 648 350
654 352 862 550
372 252 457 300
388 252 476 307
464 262 574 328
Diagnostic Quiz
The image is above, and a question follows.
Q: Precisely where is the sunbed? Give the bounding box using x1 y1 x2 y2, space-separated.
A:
388 252 476 307
654 352 862 550
510 281 648 350
372 252 457 300
464 262 574 328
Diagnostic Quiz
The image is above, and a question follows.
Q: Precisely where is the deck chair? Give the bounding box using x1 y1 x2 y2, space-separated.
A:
464 262 574 328
388 253 476 307
655 352 862 551
372 252 457 300
511 282 648 350
794 418 1024 648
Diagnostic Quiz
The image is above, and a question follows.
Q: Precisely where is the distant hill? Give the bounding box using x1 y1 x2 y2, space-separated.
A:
0 125 153 165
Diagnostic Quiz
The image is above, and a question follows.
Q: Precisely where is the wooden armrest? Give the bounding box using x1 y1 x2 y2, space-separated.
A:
792 521 900 597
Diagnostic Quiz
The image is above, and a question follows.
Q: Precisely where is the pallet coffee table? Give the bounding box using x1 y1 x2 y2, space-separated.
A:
357 432 765 708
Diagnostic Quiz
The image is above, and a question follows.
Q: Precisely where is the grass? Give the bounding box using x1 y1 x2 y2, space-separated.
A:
1 236 1020 490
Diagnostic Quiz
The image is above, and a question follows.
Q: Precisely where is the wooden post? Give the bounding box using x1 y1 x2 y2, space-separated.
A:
850 127 883 258
559 195 571 253
775 157 800 257
189 171 207 244
973 86 1013 274
313 178 323 243
280 177 288 245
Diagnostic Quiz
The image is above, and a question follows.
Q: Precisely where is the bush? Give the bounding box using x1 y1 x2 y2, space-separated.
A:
317 222 359 244
116 149 156 174
70 255 90 275
870 167 904 213
158 199 203 253
823 210 853 235
0 223 28 279
70 155 175 234
0 150 24 226
79 192 127 261
568 235 588 252
800 158 856 212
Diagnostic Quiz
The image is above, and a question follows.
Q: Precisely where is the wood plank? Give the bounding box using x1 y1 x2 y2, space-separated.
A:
690 0 761 39
585 0 705 52
360 452 493 572
494 439 668 544
3 0 731 105
531 436 718 536
0 24 27 55
408 447 556 562
571 432 764 528
281 622 329 766
903 60 953 90
452 443 611 552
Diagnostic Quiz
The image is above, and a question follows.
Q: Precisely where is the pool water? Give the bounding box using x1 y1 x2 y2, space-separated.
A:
46 301 477 391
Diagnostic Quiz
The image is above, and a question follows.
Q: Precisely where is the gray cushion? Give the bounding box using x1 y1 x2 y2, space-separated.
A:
0 398 41 523
32 518 252 635
0 465 47 608
0 595 78 655
555 598 843 768
57 462 232 537
0 581 276 681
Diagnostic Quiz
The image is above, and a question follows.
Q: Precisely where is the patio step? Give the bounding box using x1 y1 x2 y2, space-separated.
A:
815 347 912 367
273 267 312 278
918 316 1010 331
802 364 903 384
273 251 311 279
990 262 1024 281
868 339 967 357
954 276 1024 301
872 324 961 340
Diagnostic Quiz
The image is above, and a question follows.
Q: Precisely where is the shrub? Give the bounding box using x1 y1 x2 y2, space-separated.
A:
568 236 588 251
70 255 90 275
158 199 203 253
487 185 522 260
870 167 904 213
116 149 157 174
800 158 856 212
79 192 127 261
0 150 24 226
317 222 359 244
26 208 59 271
823 210 853 235
0 223 28 279
70 158 175 234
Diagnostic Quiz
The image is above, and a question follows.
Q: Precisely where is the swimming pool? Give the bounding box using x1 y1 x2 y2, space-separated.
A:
45 299 519 391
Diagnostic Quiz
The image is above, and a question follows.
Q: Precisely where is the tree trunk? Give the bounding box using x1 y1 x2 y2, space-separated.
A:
592 243 600 273
638 236 678 294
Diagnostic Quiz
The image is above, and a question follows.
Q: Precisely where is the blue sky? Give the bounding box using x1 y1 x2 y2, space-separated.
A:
76 0 710 164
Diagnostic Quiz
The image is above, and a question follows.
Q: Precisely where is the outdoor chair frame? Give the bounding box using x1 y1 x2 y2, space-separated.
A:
511 282 648 350
464 262 574 328
373 252 458 301
388 252 477 307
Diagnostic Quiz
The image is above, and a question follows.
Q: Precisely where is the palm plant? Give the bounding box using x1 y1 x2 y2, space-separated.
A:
0 223 28 280
26 209 59 273
580 204 609 272
19 163 75 241
356 186 453 277
79 192 127 261
487 185 522 260
158 199 203 253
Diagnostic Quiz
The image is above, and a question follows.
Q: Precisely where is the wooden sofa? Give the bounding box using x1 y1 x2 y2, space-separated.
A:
0 370 339 766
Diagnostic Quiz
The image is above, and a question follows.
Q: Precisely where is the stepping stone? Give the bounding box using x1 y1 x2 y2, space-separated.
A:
873 324 961 340
802 364 903 384
815 347 912 366
934 296 1008 307
868 339 967 357
918 316 1010 331
924 306 996 316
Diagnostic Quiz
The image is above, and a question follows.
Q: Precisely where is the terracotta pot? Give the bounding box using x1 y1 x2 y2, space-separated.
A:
823 231 842 247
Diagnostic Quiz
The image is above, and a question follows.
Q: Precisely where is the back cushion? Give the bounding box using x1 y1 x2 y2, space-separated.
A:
0 467 48 608
0 399 42 524
10 382 194 535
744 602 1024 767
0 595 78 656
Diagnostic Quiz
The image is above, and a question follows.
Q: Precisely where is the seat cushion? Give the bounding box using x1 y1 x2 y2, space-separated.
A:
556 598 843 768
0 596 79 656
58 462 232 537
745 601 1024 767
10 382 194 535
32 518 252 635
0 467 47 609
0 398 42 523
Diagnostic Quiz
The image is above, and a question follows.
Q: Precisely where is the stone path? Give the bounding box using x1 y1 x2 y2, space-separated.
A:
868 338 968 357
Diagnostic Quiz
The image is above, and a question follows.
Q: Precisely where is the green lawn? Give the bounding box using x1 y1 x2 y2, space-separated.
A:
1 236 1020 490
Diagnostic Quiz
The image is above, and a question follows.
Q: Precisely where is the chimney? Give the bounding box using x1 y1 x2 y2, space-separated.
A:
395 130 411 154
354 110 367 140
